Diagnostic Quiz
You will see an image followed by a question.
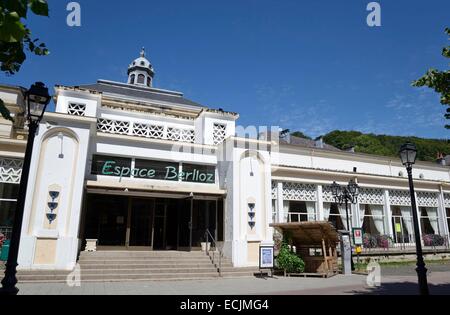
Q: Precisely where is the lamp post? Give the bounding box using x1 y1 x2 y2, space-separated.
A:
399 142 429 295
331 179 359 271
0 82 51 295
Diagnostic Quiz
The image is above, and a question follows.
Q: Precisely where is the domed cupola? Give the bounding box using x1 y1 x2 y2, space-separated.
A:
127 48 155 87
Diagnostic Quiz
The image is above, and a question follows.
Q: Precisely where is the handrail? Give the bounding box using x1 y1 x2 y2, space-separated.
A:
204 229 223 277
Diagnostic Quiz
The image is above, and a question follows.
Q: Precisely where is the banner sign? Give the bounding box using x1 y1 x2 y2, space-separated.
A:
259 246 274 269
91 155 215 184
352 228 363 246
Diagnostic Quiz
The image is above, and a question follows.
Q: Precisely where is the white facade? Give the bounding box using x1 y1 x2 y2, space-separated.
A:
1 54 449 272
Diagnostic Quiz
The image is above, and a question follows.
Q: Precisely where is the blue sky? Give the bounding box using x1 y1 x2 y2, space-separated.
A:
2 0 449 139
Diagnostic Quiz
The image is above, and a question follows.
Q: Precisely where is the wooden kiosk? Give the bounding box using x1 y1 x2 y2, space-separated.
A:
270 221 339 278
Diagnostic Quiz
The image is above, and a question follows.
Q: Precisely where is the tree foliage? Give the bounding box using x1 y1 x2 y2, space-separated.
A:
412 27 450 129
0 0 50 121
322 130 450 162
291 131 312 140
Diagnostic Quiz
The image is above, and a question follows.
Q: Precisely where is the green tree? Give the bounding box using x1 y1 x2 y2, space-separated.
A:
412 27 450 129
322 130 450 162
0 0 50 121
291 131 312 140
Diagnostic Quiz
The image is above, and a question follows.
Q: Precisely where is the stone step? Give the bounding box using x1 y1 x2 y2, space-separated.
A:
18 272 221 282
78 256 210 261
82 268 219 275
79 251 208 258
76 263 217 270
78 259 214 265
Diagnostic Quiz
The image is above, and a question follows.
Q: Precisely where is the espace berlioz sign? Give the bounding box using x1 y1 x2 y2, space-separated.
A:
91 155 215 184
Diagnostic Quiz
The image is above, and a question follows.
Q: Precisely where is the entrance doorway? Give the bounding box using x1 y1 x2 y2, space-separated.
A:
128 199 153 247
82 194 224 251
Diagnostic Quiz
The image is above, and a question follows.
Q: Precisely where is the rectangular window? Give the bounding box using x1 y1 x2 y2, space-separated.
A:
446 208 450 236
419 207 439 236
391 206 414 244
288 201 316 222
360 204 385 236
67 103 86 116
323 202 353 231
0 183 19 230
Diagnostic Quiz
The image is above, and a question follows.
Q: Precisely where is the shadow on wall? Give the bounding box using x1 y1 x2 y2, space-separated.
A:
347 281 450 295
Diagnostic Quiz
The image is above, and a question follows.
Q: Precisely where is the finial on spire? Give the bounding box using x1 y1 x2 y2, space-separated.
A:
140 47 145 57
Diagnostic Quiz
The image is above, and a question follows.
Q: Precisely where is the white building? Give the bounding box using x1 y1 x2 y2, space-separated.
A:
1 50 450 272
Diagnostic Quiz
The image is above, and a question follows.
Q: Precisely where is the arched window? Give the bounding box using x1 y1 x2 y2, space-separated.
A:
137 74 145 84
147 77 151 87
130 74 135 84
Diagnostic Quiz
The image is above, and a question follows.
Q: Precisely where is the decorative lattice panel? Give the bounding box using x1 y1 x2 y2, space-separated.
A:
322 185 336 203
359 188 384 205
97 118 130 135
444 193 450 208
417 192 439 207
213 123 227 145
67 103 86 116
132 123 165 139
389 190 411 206
282 182 317 201
272 181 277 199
167 127 195 143
0 158 23 184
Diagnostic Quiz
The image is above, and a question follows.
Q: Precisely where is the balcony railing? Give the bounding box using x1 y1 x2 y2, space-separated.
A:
360 233 450 253
97 118 195 143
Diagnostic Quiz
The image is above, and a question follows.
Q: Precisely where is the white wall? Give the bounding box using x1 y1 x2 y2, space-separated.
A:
18 117 92 270
276 150 450 182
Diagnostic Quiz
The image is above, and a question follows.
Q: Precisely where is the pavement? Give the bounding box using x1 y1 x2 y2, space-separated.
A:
15 265 450 295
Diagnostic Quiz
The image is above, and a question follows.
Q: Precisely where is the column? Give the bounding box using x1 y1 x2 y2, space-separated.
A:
317 185 324 221
414 191 423 241
437 187 447 236
277 182 283 223
384 190 393 237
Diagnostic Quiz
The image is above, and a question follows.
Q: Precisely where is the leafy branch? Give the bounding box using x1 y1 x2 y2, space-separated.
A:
412 27 450 129
0 0 50 121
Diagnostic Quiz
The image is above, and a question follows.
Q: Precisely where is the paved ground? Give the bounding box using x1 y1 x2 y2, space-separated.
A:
379 261 450 276
15 267 450 295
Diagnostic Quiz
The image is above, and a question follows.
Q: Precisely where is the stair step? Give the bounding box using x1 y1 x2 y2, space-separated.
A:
75 263 216 269
18 272 221 282
15 251 261 283
79 252 208 258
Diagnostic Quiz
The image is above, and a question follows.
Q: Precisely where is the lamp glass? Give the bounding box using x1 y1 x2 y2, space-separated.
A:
399 142 417 166
331 182 341 197
27 82 50 123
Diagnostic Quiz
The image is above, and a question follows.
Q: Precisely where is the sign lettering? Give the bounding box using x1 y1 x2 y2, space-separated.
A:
91 155 215 184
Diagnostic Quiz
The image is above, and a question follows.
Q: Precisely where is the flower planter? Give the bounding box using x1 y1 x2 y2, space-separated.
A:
85 239 98 252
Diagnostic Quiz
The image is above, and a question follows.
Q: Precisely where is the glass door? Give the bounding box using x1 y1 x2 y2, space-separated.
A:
177 197 193 251
153 201 167 250
129 198 154 248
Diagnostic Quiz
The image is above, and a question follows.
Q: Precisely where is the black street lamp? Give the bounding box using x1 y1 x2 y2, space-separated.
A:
331 179 359 271
0 82 51 295
399 142 429 295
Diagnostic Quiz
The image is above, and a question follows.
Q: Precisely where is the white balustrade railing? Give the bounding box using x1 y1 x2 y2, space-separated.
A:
97 118 195 143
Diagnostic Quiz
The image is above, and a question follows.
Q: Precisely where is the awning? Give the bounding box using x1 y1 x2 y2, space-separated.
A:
85 179 226 199
270 221 339 246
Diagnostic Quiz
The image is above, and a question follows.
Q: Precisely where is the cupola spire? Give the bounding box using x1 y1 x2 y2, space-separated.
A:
127 48 154 87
